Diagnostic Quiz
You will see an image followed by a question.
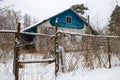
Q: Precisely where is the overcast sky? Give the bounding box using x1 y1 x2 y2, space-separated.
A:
2 0 120 29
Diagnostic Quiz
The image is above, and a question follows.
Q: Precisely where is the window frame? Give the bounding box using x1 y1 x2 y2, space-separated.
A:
66 16 72 24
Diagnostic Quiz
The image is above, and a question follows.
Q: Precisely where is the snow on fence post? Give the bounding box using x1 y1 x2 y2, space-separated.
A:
55 18 59 76
13 23 21 80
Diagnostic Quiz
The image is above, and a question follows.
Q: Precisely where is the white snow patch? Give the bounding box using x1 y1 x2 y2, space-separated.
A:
57 67 120 80
0 73 14 80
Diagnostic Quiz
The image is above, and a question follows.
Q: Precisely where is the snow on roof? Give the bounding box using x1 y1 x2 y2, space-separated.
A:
21 21 42 32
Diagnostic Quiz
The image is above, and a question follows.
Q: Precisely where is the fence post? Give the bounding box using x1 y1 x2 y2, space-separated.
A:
55 18 59 76
107 37 111 68
14 23 21 80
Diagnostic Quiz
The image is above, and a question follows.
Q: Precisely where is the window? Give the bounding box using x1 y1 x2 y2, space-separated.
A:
66 16 72 24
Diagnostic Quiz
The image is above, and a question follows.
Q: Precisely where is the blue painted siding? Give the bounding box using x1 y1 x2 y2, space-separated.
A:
50 9 84 29
24 26 37 33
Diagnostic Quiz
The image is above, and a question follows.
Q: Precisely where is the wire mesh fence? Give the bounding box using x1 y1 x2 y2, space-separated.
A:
0 33 15 73
58 31 120 71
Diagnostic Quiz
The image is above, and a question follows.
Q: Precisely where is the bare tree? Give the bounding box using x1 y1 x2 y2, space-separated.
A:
23 14 31 28
0 9 22 49
0 10 21 30
32 17 38 24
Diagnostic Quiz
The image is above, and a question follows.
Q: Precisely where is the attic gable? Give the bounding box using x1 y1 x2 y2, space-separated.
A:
49 8 85 29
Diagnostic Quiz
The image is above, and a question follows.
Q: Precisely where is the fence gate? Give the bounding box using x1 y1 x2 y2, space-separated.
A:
13 23 58 80
0 23 62 80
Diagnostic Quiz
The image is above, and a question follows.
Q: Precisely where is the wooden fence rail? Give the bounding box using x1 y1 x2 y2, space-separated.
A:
1 30 120 38
0 30 54 37
18 58 55 64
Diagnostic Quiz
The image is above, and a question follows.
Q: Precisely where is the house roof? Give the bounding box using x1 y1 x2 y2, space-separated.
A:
21 8 95 34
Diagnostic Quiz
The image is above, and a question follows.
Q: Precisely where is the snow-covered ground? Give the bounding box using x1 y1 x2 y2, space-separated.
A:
0 53 120 80
57 67 120 80
0 73 14 80
0 66 120 80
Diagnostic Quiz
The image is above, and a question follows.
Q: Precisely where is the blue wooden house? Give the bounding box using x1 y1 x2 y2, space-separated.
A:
22 8 93 33
21 8 94 50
